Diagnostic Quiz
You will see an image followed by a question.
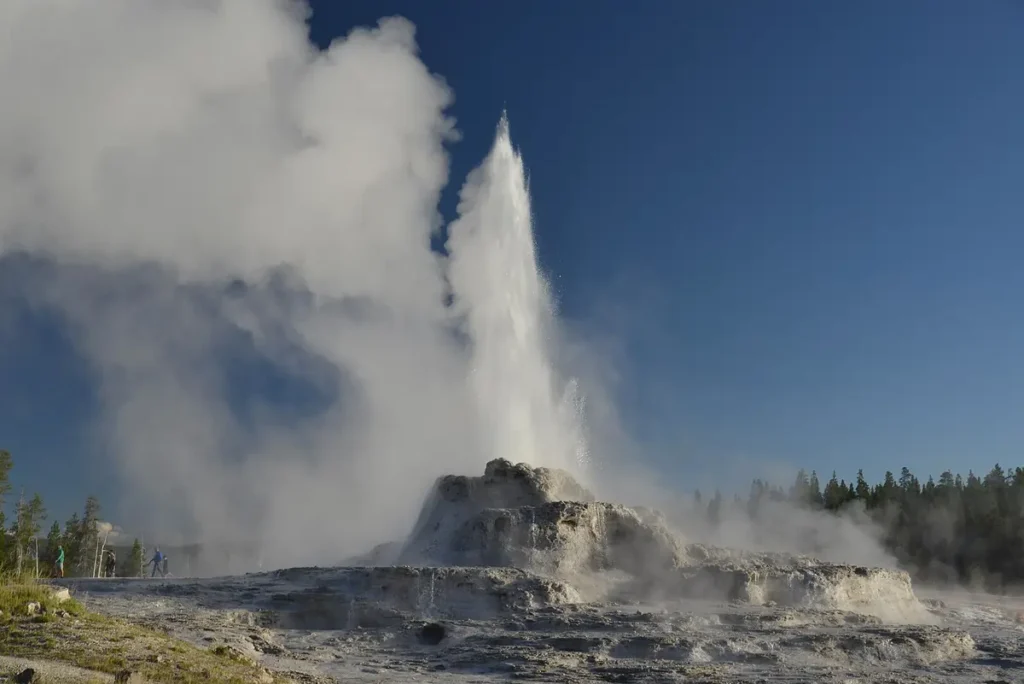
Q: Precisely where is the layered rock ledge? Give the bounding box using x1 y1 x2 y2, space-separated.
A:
387 459 931 621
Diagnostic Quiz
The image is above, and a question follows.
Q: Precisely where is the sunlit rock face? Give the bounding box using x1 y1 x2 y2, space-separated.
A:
650 560 932 622
398 459 685 579
394 459 933 623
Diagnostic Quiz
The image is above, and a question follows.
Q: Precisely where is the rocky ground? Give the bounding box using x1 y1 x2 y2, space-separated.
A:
45 459 1024 683
58 568 1024 684
0 582 284 683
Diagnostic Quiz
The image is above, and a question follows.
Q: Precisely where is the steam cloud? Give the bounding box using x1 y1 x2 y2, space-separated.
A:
0 1 901 576
0 0 594 567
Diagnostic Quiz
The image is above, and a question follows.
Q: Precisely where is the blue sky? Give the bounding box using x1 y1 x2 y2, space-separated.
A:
2 0 1023 520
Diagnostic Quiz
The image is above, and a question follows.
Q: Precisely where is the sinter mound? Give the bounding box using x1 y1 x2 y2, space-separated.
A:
395 459 929 620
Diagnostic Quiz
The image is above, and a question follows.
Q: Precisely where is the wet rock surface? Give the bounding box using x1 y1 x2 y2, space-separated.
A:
652 559 932 622
61 571 1024 683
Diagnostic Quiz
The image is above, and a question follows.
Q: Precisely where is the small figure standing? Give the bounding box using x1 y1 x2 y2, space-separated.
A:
105 549 117 578
149 547 165 578
55 545 65 578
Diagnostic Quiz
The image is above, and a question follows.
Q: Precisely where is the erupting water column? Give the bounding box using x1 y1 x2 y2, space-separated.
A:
446 114 590 476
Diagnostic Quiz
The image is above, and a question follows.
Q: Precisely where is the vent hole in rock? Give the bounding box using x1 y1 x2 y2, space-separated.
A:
419 622 447 645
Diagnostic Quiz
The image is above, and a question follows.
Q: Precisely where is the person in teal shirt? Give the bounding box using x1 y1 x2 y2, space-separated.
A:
55 545 65 578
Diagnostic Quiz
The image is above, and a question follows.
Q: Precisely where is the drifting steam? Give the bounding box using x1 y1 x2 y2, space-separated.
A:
0 2 589 567
0 1 901 579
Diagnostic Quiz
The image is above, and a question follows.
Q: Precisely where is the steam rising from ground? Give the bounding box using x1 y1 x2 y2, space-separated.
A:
0 1 901 576
0 1 590 566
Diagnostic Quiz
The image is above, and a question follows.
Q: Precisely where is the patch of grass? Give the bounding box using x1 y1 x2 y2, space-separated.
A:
0 580 84 618
0 581 287 683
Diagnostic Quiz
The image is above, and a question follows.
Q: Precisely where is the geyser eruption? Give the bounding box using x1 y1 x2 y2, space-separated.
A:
447 115 590 476
0 1 593 567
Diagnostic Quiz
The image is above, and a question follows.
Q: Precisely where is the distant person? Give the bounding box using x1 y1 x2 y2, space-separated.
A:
149 548 165 578
105 550 117 578
162 553 169 577
55 545 65 578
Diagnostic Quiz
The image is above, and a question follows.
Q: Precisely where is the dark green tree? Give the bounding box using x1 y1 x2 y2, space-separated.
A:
742 461 1024 590
128 538 144 578
854 469 870 501
12 492 47 576
77 495 101 576
0 450 13 564
63 512 81 576
822 472 845 510
0 450 12 503
44 521 63 567
807 471 822 508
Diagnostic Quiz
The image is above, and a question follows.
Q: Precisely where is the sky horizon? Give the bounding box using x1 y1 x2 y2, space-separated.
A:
1 1 1022 529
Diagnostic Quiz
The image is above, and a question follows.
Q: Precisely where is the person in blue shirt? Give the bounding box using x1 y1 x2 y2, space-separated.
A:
149 548 165 578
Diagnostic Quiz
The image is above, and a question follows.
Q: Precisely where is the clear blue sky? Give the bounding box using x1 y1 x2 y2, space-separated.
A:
2 0 1023 520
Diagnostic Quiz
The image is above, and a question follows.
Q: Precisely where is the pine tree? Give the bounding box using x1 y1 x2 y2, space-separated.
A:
899 467 914 490
823 472 844 510
854 469 870 501
807 471 822 508
789 470 810 503
12 492 47 576
740 461 1024 589
0 450 12 503
63 513 81 577
44 521 63 567
27 493 47 577
0 450 13 565
985 463 1007 489
129 538 144 578
839 479 854 504
78 496 101 576
882 471 898 501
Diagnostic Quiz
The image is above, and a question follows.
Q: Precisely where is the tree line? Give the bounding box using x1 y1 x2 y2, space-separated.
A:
0 449 145 578
6 444 1024 588
697 462 1024 591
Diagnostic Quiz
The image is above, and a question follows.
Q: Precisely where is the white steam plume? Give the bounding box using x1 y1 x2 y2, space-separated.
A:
0 1 896 578
0 0 596 568
447 115 590 477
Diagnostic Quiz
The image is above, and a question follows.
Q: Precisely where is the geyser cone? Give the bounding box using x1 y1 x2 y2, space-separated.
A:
446 114 589 476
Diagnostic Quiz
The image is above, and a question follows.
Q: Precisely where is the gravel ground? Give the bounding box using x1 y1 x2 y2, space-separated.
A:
56 568 1024 684
0 655 113 684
